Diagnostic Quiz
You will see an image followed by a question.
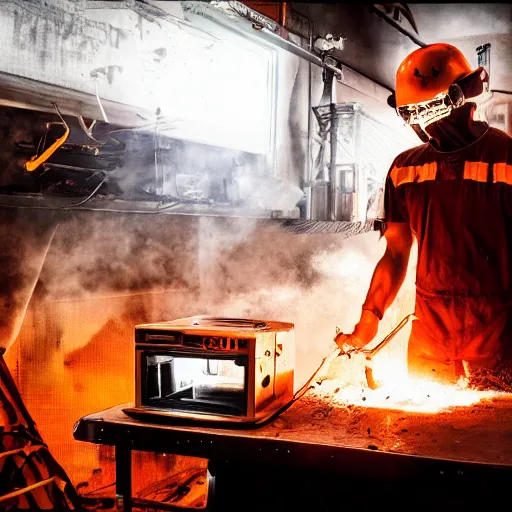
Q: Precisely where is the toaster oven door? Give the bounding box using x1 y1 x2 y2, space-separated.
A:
140 351 248 417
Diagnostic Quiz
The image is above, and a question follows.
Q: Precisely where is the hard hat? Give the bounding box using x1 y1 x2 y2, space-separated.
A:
392 43 488 127
396 43 474 106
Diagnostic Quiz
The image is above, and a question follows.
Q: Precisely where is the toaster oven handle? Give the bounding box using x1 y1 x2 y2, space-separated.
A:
191 317 268 329
145 334 181 344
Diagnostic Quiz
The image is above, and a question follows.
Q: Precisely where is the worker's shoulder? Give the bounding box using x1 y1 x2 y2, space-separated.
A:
485 126 512 151
388 126 512 170
476 127 512 165
486 126 512 143
389 142 430 170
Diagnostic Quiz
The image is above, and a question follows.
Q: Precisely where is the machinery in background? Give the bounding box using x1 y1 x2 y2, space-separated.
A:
14 116 123 200
307 66 410 223
0 104 297 214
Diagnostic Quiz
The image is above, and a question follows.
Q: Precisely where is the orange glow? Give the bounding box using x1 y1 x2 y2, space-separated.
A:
314 374 498 414
493 163 512 185
315 340 499 414
4 293 208 506
390 162 438 187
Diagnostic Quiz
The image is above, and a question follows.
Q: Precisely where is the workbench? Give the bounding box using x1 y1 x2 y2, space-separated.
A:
73 390 512 511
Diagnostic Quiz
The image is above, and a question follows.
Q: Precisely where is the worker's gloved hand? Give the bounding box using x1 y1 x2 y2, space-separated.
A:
335 310 379 350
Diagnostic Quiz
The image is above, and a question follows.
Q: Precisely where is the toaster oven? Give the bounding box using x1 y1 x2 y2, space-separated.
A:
123 316 295 425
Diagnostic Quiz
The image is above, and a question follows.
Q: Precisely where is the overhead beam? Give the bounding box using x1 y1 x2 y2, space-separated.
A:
0 71 155 125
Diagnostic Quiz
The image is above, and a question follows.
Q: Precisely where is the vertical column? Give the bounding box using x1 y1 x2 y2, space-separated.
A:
115 445 132 512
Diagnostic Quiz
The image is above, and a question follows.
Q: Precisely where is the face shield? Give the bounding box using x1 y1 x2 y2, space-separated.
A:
396 84 466 130
394 67 489 134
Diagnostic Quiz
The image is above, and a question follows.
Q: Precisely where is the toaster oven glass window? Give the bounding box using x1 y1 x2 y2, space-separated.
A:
142 353 247 416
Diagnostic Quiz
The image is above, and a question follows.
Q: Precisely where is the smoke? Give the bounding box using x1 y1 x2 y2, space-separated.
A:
4 206 417 393
0 208 60 350
106 129 159 199
190 216 417 387
39 212 200 299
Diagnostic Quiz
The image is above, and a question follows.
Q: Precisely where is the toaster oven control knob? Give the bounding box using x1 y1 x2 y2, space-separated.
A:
265 350 272 357
203 337 219 350
203 337 230 350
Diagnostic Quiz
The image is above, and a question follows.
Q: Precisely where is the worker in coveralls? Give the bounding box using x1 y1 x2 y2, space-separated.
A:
336 43 512 385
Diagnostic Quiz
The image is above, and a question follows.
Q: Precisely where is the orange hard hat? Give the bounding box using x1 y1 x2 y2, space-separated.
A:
395 43 474 107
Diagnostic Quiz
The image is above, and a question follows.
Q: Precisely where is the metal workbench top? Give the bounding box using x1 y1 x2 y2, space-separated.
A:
73 390 512 481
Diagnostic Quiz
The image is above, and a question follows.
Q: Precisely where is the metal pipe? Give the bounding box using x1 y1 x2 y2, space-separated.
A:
188 6 394 100
280 2 288 27
305 13 313 219
255 25 394 99
328 103 339 221
0 477 56 504
0 448 24 460
354 108 364 223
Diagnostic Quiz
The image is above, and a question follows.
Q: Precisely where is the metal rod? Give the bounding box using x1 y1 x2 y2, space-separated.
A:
337 313 415 361
0 448 24 460
280 2 287 27
328 103 339 221
364 313 416 360
0 477 56 503
187 7 394 100
305 11 313 219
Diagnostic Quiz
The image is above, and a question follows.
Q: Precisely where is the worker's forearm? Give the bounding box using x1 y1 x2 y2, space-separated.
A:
361 250 410 321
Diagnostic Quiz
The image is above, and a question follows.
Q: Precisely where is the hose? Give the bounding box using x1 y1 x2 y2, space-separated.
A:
24 103 70 172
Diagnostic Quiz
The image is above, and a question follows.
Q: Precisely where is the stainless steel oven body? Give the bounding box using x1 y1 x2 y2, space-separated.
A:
124 316 295 424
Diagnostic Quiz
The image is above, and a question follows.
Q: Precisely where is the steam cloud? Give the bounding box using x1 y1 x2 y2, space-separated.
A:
0 208 60 350
3 207 417 388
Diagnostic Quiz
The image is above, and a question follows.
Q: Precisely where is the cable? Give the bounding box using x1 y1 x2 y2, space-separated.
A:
25 103 70 172
94 79 109 124
251 348 341 428
291 351 338 402
491 89 512 96
157 201 181 211
77 115 102 144
59 177 108 208
360 110 413 142
77 481 115 496
258 312 416 427
0 205 175 214
0 201 183 215
74 121 178 151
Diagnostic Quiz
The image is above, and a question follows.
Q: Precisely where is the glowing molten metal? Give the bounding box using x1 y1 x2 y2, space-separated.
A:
314 342 499 414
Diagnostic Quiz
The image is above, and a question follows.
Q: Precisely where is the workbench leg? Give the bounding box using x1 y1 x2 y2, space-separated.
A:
205 465 217 512
115 445 132 512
